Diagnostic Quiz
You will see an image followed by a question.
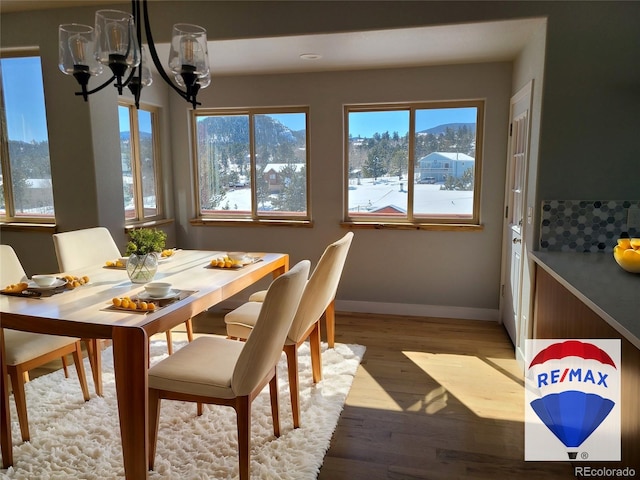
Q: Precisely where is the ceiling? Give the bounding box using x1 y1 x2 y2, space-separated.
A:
1 1 545 76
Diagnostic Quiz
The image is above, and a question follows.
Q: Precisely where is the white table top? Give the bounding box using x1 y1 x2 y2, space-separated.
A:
0 250 287 337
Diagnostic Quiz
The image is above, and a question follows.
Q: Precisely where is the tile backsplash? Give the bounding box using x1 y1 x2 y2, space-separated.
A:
540 200 640 252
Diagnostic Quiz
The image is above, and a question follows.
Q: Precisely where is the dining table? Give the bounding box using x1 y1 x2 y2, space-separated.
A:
0 249 289 479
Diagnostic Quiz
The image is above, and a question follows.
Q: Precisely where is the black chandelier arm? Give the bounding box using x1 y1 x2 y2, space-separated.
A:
141 0 191 103
76 74 117 96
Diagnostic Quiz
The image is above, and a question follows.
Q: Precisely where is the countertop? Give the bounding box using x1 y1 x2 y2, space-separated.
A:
530 251 640 349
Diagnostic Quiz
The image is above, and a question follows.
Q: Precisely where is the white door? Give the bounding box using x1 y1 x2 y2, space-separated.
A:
500 81 532 352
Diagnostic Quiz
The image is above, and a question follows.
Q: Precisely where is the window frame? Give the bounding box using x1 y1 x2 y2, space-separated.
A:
118 100 164 225
0 49 55 225
190 106 311 226
343 100 484 230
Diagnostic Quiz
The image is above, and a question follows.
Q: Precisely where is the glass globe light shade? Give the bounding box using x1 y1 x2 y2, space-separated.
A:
58 23 103 76
168 23 209 80
94 10 140 70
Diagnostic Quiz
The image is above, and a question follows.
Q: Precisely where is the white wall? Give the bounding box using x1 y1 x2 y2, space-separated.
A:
170 63 512 319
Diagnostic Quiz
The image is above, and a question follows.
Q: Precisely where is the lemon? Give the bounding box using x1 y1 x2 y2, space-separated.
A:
112 297 122 307
617 238 632 250
630 238 640 250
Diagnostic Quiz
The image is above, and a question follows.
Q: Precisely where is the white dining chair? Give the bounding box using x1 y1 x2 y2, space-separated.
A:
0 244 90 442
52 227 193 395
148 260 310 480
224 231 353 428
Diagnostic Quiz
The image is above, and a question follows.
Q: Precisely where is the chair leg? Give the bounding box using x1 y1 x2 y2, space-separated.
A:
71 341 90 401
185 318 194 342
8 367 30 442
148 389 161 470
269 372 280 437
165 330 174 355
284 344 300 429
310 321 323 383
325 300 336 348
61 355 69 378
236 396 251 480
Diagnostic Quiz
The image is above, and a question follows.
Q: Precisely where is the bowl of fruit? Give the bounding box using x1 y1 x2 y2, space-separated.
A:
613 238 640 273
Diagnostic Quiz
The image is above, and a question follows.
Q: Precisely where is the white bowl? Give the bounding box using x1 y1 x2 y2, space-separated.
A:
32 275 58 287
144 282 172 298
227 252 247 262
118 256 129 265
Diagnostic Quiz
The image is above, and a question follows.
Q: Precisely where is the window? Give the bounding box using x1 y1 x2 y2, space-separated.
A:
118 102 162 222
345 101 484 228
192 108 309 223
0 54 55 223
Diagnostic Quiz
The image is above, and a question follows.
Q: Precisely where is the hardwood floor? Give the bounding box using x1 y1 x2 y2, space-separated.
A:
316 313 574 480
27 310 575 479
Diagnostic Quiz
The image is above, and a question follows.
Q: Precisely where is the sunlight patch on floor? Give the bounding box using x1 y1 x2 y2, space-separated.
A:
345 366 404 411
404 351 525 422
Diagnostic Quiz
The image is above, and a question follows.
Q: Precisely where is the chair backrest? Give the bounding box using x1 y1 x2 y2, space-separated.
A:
0 244 28 285
287 232 354 343
232 260 310 396
53 227 121 271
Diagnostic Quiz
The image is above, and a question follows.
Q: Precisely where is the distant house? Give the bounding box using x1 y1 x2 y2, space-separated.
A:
417 152 475 183
370 204 406 214
262 163 305 192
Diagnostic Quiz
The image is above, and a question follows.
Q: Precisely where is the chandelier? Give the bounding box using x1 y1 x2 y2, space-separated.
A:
58 0 211 109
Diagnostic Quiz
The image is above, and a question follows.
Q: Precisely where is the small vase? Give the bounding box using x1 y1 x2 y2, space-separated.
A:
126 253 158 283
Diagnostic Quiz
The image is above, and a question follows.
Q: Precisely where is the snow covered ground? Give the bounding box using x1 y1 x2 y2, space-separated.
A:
221 176 474 216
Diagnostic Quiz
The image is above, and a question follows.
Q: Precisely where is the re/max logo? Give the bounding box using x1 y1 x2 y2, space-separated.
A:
537 368 609 388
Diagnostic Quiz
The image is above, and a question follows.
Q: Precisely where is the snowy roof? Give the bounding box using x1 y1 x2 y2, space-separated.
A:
262 163 305 173
421 152 474 162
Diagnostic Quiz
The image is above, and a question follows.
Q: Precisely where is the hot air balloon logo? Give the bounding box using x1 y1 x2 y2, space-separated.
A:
524 339 621 461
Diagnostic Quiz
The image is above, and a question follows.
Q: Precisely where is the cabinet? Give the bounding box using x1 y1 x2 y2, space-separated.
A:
533 266 639 468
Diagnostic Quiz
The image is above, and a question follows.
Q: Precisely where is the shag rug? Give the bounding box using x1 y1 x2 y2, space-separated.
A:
1 339 365 479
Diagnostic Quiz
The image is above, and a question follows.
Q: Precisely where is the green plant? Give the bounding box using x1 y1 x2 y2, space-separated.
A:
125 228 167 256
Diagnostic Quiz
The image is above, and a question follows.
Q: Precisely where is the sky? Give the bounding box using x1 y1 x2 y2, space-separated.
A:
348 107 478 138
1 57 50 143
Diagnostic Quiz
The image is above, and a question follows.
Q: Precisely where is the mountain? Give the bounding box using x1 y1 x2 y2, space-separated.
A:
418 123 476 135
197 115 299 145
120 131 152 141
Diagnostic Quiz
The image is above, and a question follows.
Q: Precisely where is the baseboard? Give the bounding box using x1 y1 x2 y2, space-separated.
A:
216 298 499 322
335 300 499 321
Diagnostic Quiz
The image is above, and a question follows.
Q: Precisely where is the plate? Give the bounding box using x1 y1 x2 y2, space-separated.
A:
27 278 67 290
137 289 181 301
158 249 178 262
104 264 126 270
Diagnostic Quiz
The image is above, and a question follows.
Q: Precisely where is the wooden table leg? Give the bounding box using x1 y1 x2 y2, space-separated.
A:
0 328 13 468
112 326 149 480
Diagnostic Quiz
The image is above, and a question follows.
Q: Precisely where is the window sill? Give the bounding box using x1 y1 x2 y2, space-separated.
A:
191 218 313 228
125 218 174 232
0 222 57 233
340 221 484 232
